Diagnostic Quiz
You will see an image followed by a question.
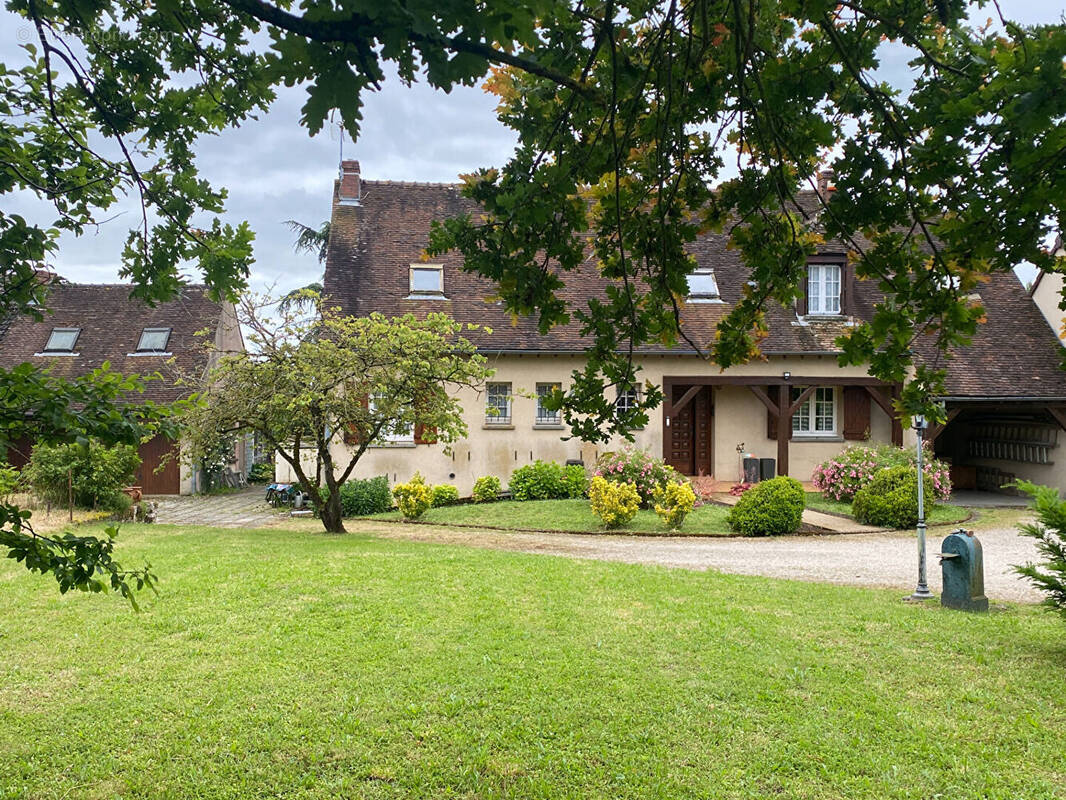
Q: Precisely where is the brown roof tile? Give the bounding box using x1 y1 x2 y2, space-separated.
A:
0 283 231 404
324 180 1066 399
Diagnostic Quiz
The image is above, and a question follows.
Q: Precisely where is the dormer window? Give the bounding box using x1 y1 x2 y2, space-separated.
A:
137 327 171 352
806 262 842 316
686 268 720 301
43 327 80 353
408 265 444 298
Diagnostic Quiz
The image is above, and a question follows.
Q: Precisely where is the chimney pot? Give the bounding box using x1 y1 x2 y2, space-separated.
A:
339 159 361 204
816 169 836 196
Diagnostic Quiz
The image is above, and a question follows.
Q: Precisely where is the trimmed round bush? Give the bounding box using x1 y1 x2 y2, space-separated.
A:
852 465 935 529
726 476 805 536
561 464 588 499
588 476 640 529
431 484 460 507
654 481 696 530
392 472 433 519
472 475 501 503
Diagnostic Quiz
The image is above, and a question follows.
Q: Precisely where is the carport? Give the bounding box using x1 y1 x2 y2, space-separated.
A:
930 398 1066 495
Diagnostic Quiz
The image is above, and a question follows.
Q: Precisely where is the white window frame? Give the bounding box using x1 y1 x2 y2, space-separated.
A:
136 327 172 353
686 268 721 301
370 396 414 445
791 386 837 437
408 264 444 297
535 382 562 426
43 327 80 353
807 262 842 316
615 386 644 428
485 382 512 426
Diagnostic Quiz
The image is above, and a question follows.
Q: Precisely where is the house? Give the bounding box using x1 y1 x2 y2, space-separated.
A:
280 160 1066 496
0 281 244 494
1030 235 1066 343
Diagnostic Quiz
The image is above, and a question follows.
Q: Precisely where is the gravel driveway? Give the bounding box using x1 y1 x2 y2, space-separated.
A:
349 513 1045 604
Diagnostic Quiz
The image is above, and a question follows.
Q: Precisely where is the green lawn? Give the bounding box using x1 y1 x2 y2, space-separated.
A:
366 497 735 535
805 492 972 527
1 523 1064 798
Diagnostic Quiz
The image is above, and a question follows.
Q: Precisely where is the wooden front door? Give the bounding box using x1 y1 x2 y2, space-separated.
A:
666 386 696 474
665 386 714 476
136 435 181 495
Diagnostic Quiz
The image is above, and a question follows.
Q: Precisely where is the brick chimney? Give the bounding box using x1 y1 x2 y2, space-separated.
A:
815 169 836 197
339 159 361 205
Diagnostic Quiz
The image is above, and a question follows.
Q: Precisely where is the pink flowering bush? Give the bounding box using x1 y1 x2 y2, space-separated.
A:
813 444 951 503
593 448 681 508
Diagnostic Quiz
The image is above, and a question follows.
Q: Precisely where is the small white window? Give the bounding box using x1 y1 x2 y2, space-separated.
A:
535 383 561 425
370 396 414 444
615 386 644 429
409 265 443 296
44 327 80 352
485 382 512 425
791 387 836 436
807 263 841 315
687 268 720 299
137 327 171 352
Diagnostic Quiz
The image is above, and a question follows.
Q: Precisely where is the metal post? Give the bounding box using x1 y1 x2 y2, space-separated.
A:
910 416 933 600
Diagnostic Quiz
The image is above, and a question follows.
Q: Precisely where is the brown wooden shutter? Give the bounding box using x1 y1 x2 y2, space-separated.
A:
343 395 370 445
842 386 871 440
414 422 437 444
767 387 778 440
799 269 809 316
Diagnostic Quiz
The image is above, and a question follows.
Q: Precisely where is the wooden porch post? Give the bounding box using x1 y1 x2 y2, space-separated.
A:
777 384 790 476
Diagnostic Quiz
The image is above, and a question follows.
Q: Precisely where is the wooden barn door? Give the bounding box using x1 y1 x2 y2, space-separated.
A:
137 435 181 495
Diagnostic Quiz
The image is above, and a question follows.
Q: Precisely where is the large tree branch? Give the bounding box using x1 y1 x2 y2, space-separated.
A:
220 0 599 101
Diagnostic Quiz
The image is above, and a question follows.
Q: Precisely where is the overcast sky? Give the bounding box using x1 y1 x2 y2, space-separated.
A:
3 2 1064 295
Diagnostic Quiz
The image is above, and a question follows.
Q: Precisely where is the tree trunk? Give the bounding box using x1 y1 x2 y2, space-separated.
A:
319 483 346 533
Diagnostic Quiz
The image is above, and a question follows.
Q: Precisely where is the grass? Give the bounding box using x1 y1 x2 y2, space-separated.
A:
0 523 1063 799
805 492 972 527
366 498 736 535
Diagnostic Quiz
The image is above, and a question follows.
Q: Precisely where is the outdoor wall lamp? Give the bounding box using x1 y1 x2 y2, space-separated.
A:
782 371 791 381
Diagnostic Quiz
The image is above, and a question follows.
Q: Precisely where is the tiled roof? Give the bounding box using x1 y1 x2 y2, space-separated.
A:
324 179 1066 399
0 283 229 404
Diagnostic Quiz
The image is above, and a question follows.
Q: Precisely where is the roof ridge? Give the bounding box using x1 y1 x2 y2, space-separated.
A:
360 179 462 189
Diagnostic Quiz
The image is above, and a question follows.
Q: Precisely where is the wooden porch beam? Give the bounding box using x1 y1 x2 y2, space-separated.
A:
786 385 818 417
926 408 961 444
747 385 779 416
777 384 790 476
1047 406 1066 433
671 385 703 416
863 384 895 419
662 375 893 388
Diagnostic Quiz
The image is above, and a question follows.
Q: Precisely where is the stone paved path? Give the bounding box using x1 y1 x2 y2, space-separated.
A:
711 492 884 533
152 486 282 528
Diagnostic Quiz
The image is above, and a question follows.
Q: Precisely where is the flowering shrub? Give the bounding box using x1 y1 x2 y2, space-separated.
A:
653 481 697 530
812 444 951 503
593 448 681 507
729 482 754 497
392 472 433 519
472 475 501 503
589 476 641 529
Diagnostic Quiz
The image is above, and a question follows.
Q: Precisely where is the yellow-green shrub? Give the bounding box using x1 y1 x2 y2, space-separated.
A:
392 472 433 519
653 481 696 530
588 476 640 529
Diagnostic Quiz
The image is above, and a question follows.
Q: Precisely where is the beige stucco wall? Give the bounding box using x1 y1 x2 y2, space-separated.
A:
275 353 894 494
1031 272 1066 343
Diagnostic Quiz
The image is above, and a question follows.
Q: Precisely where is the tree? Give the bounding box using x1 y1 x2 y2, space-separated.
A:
180 296 493 532
1014 480 1066 617
3 0 1064 437
277 220 329 315
0 363 177 606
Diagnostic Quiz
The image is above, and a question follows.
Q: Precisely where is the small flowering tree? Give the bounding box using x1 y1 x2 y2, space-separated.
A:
813 444 951 503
